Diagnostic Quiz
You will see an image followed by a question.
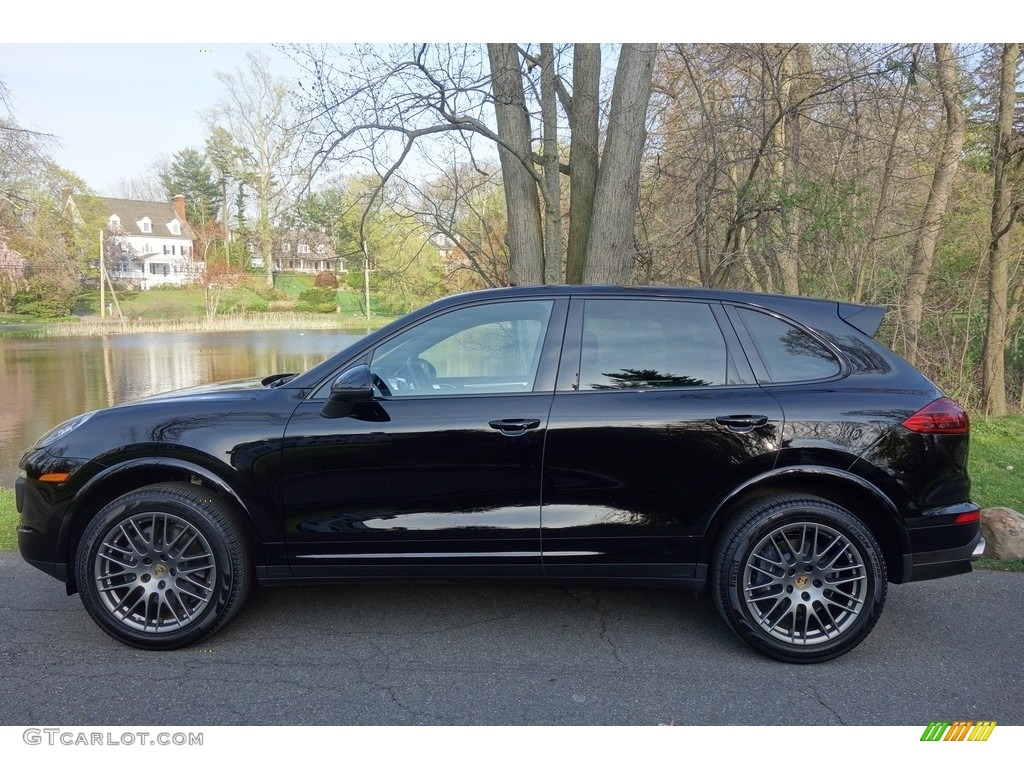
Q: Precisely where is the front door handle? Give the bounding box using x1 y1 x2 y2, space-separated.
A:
489 418 541 436
715 415 769 433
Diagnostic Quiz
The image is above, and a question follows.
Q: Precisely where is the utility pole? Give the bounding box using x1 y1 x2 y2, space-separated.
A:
362 239 371 323
99 229 105 319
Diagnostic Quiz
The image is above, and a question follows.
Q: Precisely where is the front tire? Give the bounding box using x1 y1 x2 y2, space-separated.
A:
712 495 887 663
75 482 251 650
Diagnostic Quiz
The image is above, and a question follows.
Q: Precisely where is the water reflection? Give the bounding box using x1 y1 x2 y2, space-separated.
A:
0 329 365 487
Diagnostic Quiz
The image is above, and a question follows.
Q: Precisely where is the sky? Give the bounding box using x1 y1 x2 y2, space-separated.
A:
0 3 1007 196
1 44 298 194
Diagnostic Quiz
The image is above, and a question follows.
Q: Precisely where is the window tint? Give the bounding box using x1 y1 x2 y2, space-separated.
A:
371 300 553 396
738 309 841 382
579 300 727 389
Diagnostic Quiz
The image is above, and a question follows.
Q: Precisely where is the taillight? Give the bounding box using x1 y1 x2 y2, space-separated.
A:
954 510 980 525
901 397 970 435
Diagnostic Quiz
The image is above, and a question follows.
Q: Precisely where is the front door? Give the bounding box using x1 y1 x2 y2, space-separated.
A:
283 298 566 579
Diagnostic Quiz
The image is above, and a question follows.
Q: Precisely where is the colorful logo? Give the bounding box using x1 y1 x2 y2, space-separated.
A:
920 721 997 741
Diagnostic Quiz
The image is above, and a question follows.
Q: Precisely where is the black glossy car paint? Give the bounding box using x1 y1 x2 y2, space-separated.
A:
17 286 982 657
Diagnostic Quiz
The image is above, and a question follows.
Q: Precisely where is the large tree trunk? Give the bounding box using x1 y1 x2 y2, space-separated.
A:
487 44 544 285
982 43 1021 416
857 46 916 304
778 44 812 295
903 43 966 364
260 186 273 287
539 44 563 285
566 44 600 285
582 43 657 284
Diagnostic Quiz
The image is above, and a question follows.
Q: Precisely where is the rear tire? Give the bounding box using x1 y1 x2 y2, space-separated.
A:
75 482 251 650
712 495 887 663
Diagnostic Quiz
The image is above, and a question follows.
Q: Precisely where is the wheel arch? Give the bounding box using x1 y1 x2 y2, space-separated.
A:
61 458 267 594
700 467 910 582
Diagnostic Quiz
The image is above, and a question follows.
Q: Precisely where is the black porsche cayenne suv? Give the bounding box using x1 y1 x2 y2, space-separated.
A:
16 285 983 662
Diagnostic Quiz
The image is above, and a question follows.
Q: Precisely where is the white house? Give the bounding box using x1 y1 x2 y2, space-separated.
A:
101 195 200 289
64 192 201 290
249 229 346 274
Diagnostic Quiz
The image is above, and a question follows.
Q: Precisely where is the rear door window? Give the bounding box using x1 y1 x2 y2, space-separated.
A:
578 299 728 389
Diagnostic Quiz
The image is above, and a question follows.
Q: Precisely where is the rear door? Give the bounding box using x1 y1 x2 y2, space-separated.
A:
540 296 784 581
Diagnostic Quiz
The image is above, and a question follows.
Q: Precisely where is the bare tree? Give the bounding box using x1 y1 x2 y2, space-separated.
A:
207 51 304 286
290 43 657 285
107 175 166 201
408 159 510 289
982 43 1023 415
488 43 544 284
580 43 657 284
902 44 967 365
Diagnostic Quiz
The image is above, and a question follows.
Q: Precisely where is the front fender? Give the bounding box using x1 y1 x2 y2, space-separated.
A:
59 455 278 577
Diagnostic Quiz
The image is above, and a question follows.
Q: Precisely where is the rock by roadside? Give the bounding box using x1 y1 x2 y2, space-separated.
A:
980 507 1024 560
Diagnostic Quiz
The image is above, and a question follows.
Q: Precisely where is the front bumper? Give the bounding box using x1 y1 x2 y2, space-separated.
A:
16 475 71 583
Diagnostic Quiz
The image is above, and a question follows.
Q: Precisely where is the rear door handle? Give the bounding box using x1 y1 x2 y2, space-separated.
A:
715 415 768 432
489 418 541 436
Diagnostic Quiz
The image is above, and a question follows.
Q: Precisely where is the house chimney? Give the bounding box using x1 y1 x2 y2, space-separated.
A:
172 194 186 222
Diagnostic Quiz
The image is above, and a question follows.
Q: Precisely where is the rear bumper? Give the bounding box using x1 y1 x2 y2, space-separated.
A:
900 530 985 583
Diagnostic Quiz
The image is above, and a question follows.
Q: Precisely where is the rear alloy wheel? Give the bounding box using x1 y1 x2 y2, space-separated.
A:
712 495 887 663
75 482 251 650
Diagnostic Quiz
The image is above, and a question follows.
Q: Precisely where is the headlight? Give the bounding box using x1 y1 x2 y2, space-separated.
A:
36 412 97 449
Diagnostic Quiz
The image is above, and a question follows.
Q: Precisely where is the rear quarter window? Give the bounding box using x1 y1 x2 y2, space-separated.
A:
737 308 841 383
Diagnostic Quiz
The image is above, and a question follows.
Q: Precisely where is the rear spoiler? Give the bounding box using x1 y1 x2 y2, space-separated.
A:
837 303 886 338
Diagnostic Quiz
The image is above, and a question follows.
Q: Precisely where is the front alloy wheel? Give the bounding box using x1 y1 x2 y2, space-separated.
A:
92 511 217 633
76 482 251 650
712 495 887 663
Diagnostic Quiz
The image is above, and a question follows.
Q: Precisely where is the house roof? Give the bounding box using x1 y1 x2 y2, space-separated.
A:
270 229 340 258
99 197 195 240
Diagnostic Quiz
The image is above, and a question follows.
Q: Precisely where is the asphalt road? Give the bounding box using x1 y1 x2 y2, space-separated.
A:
1 551 1021 726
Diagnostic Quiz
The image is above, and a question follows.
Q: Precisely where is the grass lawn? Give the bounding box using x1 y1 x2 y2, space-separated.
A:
3 417 1022 557
969 416 1023 510
0 488 15 551
0 314 46 325
273 273 316 296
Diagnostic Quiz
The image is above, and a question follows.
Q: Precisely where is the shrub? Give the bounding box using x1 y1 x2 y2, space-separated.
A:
315 302 337 313
13 272 81 318
14 286 76 318
13 296 72 318
315 270 340 289
298 287 337 307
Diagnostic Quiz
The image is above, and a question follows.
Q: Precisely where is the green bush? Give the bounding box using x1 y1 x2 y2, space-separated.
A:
298 287 337 307
315 302 337 313
13 293 75 318
14 273 80 318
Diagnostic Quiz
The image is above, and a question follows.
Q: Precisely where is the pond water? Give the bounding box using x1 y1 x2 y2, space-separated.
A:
0 328 367 488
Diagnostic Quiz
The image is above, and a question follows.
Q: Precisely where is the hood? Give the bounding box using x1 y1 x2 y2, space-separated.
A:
127 376 279 405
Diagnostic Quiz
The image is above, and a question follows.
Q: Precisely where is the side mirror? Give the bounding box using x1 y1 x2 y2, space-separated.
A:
320 364 374 418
